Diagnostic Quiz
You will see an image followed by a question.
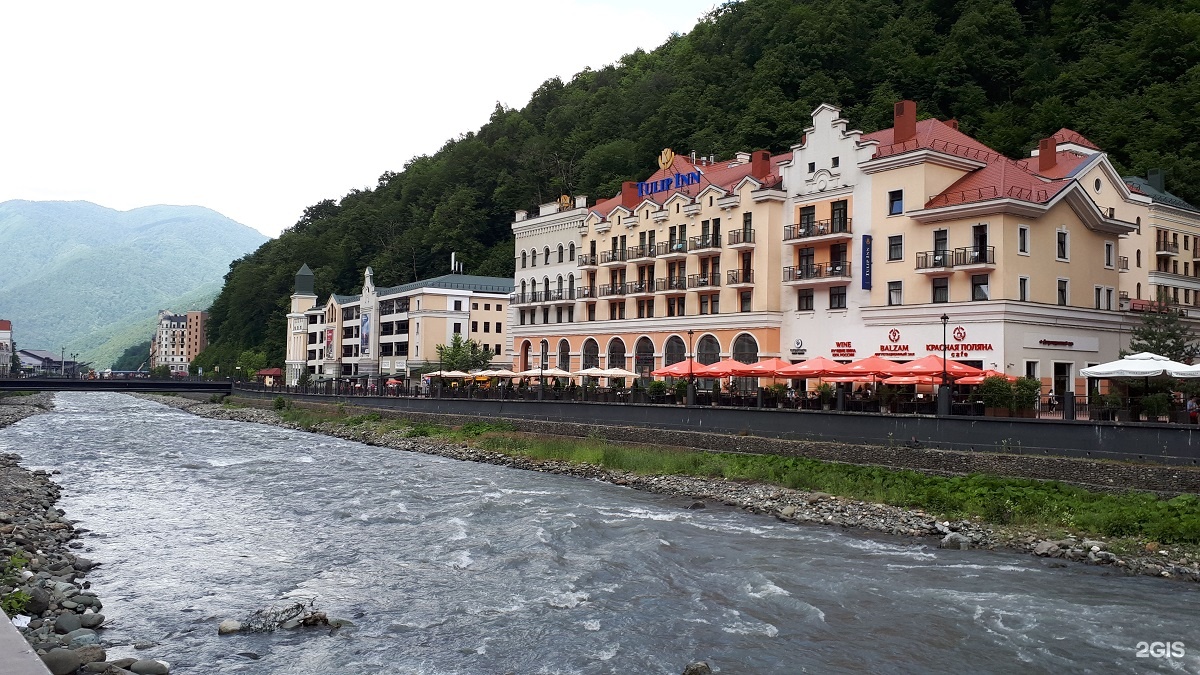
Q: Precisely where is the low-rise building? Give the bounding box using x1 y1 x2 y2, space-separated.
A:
285 265 513 385
0 320 12 376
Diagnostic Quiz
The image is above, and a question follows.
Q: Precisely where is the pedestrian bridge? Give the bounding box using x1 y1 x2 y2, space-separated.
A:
0 378 232 394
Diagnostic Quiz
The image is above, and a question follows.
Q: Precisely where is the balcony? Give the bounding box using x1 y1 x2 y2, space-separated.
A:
726 268 755 286
783 218 853 244
510 292 535 305
1157 242 1179 256
728 229 756 250
544 288 577 304
577 253 598 269
577 286 599 300
601 249 630 267
598 282 627 298
1119 256 1130 272
915 250 954 274
687 273 720 290
627 244 655 263
688 233 722 253
953 246 995 270
626 279 654 296
655 276 688 294
656 240 689 261
783 261 852 287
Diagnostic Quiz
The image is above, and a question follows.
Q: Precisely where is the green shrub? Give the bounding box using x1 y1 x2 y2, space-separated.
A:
1012 377 1041 410
978 376 1014 410
647 380 668 397
273 396 288 411
673 380 688 400
1141 393 1171 419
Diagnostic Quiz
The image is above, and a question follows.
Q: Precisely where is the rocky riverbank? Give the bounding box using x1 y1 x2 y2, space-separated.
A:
140 394 1200 584
0 394 172 675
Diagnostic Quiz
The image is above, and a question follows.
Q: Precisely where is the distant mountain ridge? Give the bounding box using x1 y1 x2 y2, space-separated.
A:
0 200 267 368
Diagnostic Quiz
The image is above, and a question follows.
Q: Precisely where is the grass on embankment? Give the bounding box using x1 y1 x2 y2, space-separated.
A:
267 402 1200 547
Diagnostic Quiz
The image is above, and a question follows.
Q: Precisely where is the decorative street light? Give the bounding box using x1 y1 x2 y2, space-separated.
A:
687 329 695 406
60 346 65 377
939 313 950 416
940 313 949 385
538 340 546 401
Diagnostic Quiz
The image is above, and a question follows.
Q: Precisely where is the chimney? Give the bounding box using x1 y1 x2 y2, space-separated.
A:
945 119 958 131
1148 168 1165 192
893 100 916 144
621 181 639 209
574 195 588 208
750 150 771 179
1038 138 1057 172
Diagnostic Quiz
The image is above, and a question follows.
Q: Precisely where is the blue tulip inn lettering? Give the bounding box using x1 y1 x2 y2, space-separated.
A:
861 235 873 290
638 170 702 198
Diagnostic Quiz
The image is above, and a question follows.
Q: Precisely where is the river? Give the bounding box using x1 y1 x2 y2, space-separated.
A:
1 392 1196 674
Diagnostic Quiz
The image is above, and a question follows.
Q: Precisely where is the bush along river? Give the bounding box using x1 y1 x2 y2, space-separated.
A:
0 391 1198 674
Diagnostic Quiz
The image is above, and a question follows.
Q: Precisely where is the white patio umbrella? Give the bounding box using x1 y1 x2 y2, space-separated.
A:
514 367 573 378
573 367 607 377
599 367 640 379
1079 352 1200 379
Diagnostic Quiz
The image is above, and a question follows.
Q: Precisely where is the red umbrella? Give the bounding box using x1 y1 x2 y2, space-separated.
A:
650 358 703 377
729 357 793 377
892 354 981 381
830 356 903 378
777 356 844 378
955 369 1017 385
881 375 942 385
695 358 748 377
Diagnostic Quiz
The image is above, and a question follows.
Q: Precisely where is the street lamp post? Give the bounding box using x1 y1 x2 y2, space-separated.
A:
686 329 695 407
939 313 950 416
60 347 65 377
538 343 545 401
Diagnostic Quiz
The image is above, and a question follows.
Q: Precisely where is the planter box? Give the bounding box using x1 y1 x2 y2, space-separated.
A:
984 407 1010 417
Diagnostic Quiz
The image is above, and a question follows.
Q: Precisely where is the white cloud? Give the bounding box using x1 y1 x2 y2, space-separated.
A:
0 0 714 237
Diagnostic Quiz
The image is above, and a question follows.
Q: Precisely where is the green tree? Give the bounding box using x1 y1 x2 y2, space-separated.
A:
150 365 171 379
112 341 151 372
1127 307 1200 363
10 342 21 375
435 333 494 372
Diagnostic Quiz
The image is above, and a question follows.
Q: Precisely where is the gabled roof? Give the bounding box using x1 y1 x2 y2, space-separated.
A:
1124 176 1198 213
1031 150 1092 180
1052 128 1099 150
926 156 1071 209
863 118 1003 163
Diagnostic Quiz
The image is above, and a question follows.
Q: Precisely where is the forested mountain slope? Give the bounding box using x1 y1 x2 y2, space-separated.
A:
199 0 1199 369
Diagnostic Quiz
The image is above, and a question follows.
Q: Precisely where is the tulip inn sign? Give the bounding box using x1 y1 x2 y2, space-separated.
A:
637 148 702 197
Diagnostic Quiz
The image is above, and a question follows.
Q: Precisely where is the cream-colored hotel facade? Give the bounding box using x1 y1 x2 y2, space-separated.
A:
510 101 1200 397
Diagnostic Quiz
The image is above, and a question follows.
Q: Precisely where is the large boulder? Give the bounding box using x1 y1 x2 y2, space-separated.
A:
939 532 970 550
41 648 83 675
80 612 106 628
130 659 171 674
65 627 100 648
25 585 51 615
217 619 243 634
682 662 712 675
54 612 83 634
73 643 106 664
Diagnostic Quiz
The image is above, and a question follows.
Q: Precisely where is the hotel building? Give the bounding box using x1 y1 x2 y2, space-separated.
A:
150 310 208 374
284 264 512 385
0 319 12 376
510 101 1191 398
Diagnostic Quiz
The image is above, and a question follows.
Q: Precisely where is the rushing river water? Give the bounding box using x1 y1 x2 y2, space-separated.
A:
1 392 1197 674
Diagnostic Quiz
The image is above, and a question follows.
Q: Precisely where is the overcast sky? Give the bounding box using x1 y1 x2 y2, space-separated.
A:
1 0 715 238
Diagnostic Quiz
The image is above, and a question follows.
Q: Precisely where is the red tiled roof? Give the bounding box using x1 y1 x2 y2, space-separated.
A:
925 156 1071 209
863 118 1002 162
0 320 10 331
1052 128 1099 150
591 151 791 219
1033 150 1091 179
864 116 1084 209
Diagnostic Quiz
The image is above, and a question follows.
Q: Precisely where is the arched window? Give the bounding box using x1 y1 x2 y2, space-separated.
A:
558 244 564 263
557 275 564 294
696 335 720 365
557 339 571 371
530 278 538 293
663 336 686 366
581 339 600 369
519 341 532 371
732 333 760 391
521 251 527 268
520 279 526 295
569 242 576 261
732 334 759 363
568 273 575 297
1136 250 1142 268
544 247 551 263
634 337 655 381
607 337 627 370
1137 282 1142 300
531 249 537 266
